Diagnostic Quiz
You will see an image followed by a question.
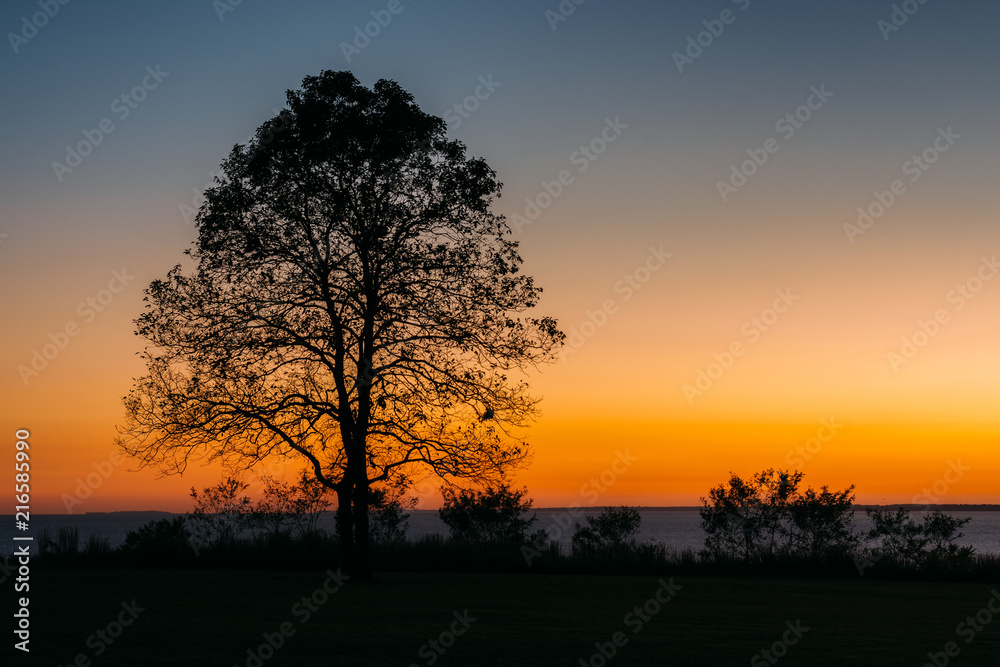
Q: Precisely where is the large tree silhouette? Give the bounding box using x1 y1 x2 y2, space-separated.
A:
117 71 562 576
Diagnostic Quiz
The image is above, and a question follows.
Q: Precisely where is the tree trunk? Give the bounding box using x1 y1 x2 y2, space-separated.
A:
352 475 373 580
335 481 355 574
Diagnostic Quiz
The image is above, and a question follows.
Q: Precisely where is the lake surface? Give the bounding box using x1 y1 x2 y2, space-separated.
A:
3 508 999 556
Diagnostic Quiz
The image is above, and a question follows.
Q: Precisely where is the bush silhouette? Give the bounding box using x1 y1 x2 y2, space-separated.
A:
122 517 192 562
700 469 856 562
865 507 973 569
439 483 537 545
572 506 642 555
369 486 416 546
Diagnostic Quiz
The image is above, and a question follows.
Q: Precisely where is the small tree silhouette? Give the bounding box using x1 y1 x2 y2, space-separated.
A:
571 506 642 555
865 507 973 568
700 469 856 562
439 483 537 545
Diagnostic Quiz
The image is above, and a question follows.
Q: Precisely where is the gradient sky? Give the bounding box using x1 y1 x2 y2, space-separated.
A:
3 0 1000 513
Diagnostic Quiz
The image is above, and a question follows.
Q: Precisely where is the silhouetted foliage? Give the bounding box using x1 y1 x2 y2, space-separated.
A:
250 472 333 538
185 473 333 554
33 497 995 579
864 507 973 569
37 526 114 565
572 506 643 555
439 483 537 544
188 477 253 547
39 526 79 558
700 469 856 562
368 485 416 546
117 70 563 576
787 485 858 560
122 517 192 561
922 510 974 561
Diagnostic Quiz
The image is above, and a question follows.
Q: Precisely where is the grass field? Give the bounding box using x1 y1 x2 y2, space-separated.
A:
9 567 1000 666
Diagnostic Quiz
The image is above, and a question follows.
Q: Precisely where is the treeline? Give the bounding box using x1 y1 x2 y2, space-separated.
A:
27 469 1000 579
697 469 986 576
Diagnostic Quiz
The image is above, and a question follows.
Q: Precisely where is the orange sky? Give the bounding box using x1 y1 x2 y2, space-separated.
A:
4 204 999 513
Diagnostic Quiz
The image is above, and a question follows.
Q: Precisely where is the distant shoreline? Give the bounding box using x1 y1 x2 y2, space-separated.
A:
6 504 1000 517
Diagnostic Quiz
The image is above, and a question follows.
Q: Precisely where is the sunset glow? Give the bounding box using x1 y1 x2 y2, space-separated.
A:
4 0 999 515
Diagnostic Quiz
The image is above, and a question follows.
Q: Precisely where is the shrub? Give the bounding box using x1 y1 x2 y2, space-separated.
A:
700 469 857 562
572 506 642 555
39 526 79 559
188 477 253 547
368 485 416 546
122 517 192 561
84 533 113 557
865 508 973 569
250 472 333 539
439 483 536 545
187 472 333 551
787 486 858 560
923 510 974 562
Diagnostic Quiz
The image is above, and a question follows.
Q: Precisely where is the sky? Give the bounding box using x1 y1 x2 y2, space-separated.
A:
2 0 999 513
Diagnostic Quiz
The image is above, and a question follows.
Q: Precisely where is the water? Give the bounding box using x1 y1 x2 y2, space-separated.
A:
3 508 999 556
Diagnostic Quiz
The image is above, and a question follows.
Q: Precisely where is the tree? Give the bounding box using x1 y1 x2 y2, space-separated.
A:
368 485 416 546
699 469 801 561
865 507 973 569
249 472 333 539
700 469 857 562
116 71 563 576
187 472 333 553
571 506 642 555
438 483 537 544
188 477 253 548
920 510 973 562
787 485 857 560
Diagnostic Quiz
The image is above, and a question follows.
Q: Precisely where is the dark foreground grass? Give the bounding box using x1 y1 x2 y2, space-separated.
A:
8 567 1000 666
